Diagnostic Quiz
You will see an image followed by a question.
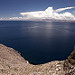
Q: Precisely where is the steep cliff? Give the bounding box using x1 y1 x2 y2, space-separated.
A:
64 46 75 75
0 44 75 75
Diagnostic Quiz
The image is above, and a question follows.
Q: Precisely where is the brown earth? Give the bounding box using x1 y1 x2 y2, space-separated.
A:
0 44 75 75
64 46 75 75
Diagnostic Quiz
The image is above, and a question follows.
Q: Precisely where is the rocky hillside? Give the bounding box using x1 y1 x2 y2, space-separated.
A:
0 44 75 75
64 46 75 75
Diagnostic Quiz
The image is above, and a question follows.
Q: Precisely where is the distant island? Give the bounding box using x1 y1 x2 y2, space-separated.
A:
0 17 75 23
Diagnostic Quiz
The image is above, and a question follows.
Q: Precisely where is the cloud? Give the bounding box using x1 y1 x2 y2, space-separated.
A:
20 6 75 20
55 7 75 12
0 6 75 21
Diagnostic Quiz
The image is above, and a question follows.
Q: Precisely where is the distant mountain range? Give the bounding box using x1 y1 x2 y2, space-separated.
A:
0 17 75 22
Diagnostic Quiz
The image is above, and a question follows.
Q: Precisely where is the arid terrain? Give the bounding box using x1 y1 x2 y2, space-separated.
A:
0 44 75 75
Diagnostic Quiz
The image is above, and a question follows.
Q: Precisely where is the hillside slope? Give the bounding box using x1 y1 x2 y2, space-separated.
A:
0 44 75 75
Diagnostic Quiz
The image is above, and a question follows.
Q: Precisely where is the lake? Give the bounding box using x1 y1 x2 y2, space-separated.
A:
0 21 75 64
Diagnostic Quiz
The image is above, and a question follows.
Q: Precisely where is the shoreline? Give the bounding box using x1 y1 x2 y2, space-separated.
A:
0 44 75 75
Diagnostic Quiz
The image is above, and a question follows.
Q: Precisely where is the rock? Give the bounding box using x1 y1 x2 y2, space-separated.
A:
68 46 75 65
64 46 75 74
0 44 71 75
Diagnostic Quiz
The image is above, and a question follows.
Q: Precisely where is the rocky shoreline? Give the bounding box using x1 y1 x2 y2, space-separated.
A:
0 44 75 75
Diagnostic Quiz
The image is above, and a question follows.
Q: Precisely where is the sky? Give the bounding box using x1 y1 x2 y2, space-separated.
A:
0 0 75 20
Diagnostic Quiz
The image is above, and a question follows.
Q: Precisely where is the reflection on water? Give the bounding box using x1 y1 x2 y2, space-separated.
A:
0 21 75 64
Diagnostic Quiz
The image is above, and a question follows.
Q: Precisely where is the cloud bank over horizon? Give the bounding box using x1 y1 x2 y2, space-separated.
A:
0 6 75 21
20 6 75 20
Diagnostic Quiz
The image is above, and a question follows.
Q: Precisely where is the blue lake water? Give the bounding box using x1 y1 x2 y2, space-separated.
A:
0 21 75 64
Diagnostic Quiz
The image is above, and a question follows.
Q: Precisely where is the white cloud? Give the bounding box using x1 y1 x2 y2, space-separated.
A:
0 6 75 21
20 6 75 20
55 7 75 12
